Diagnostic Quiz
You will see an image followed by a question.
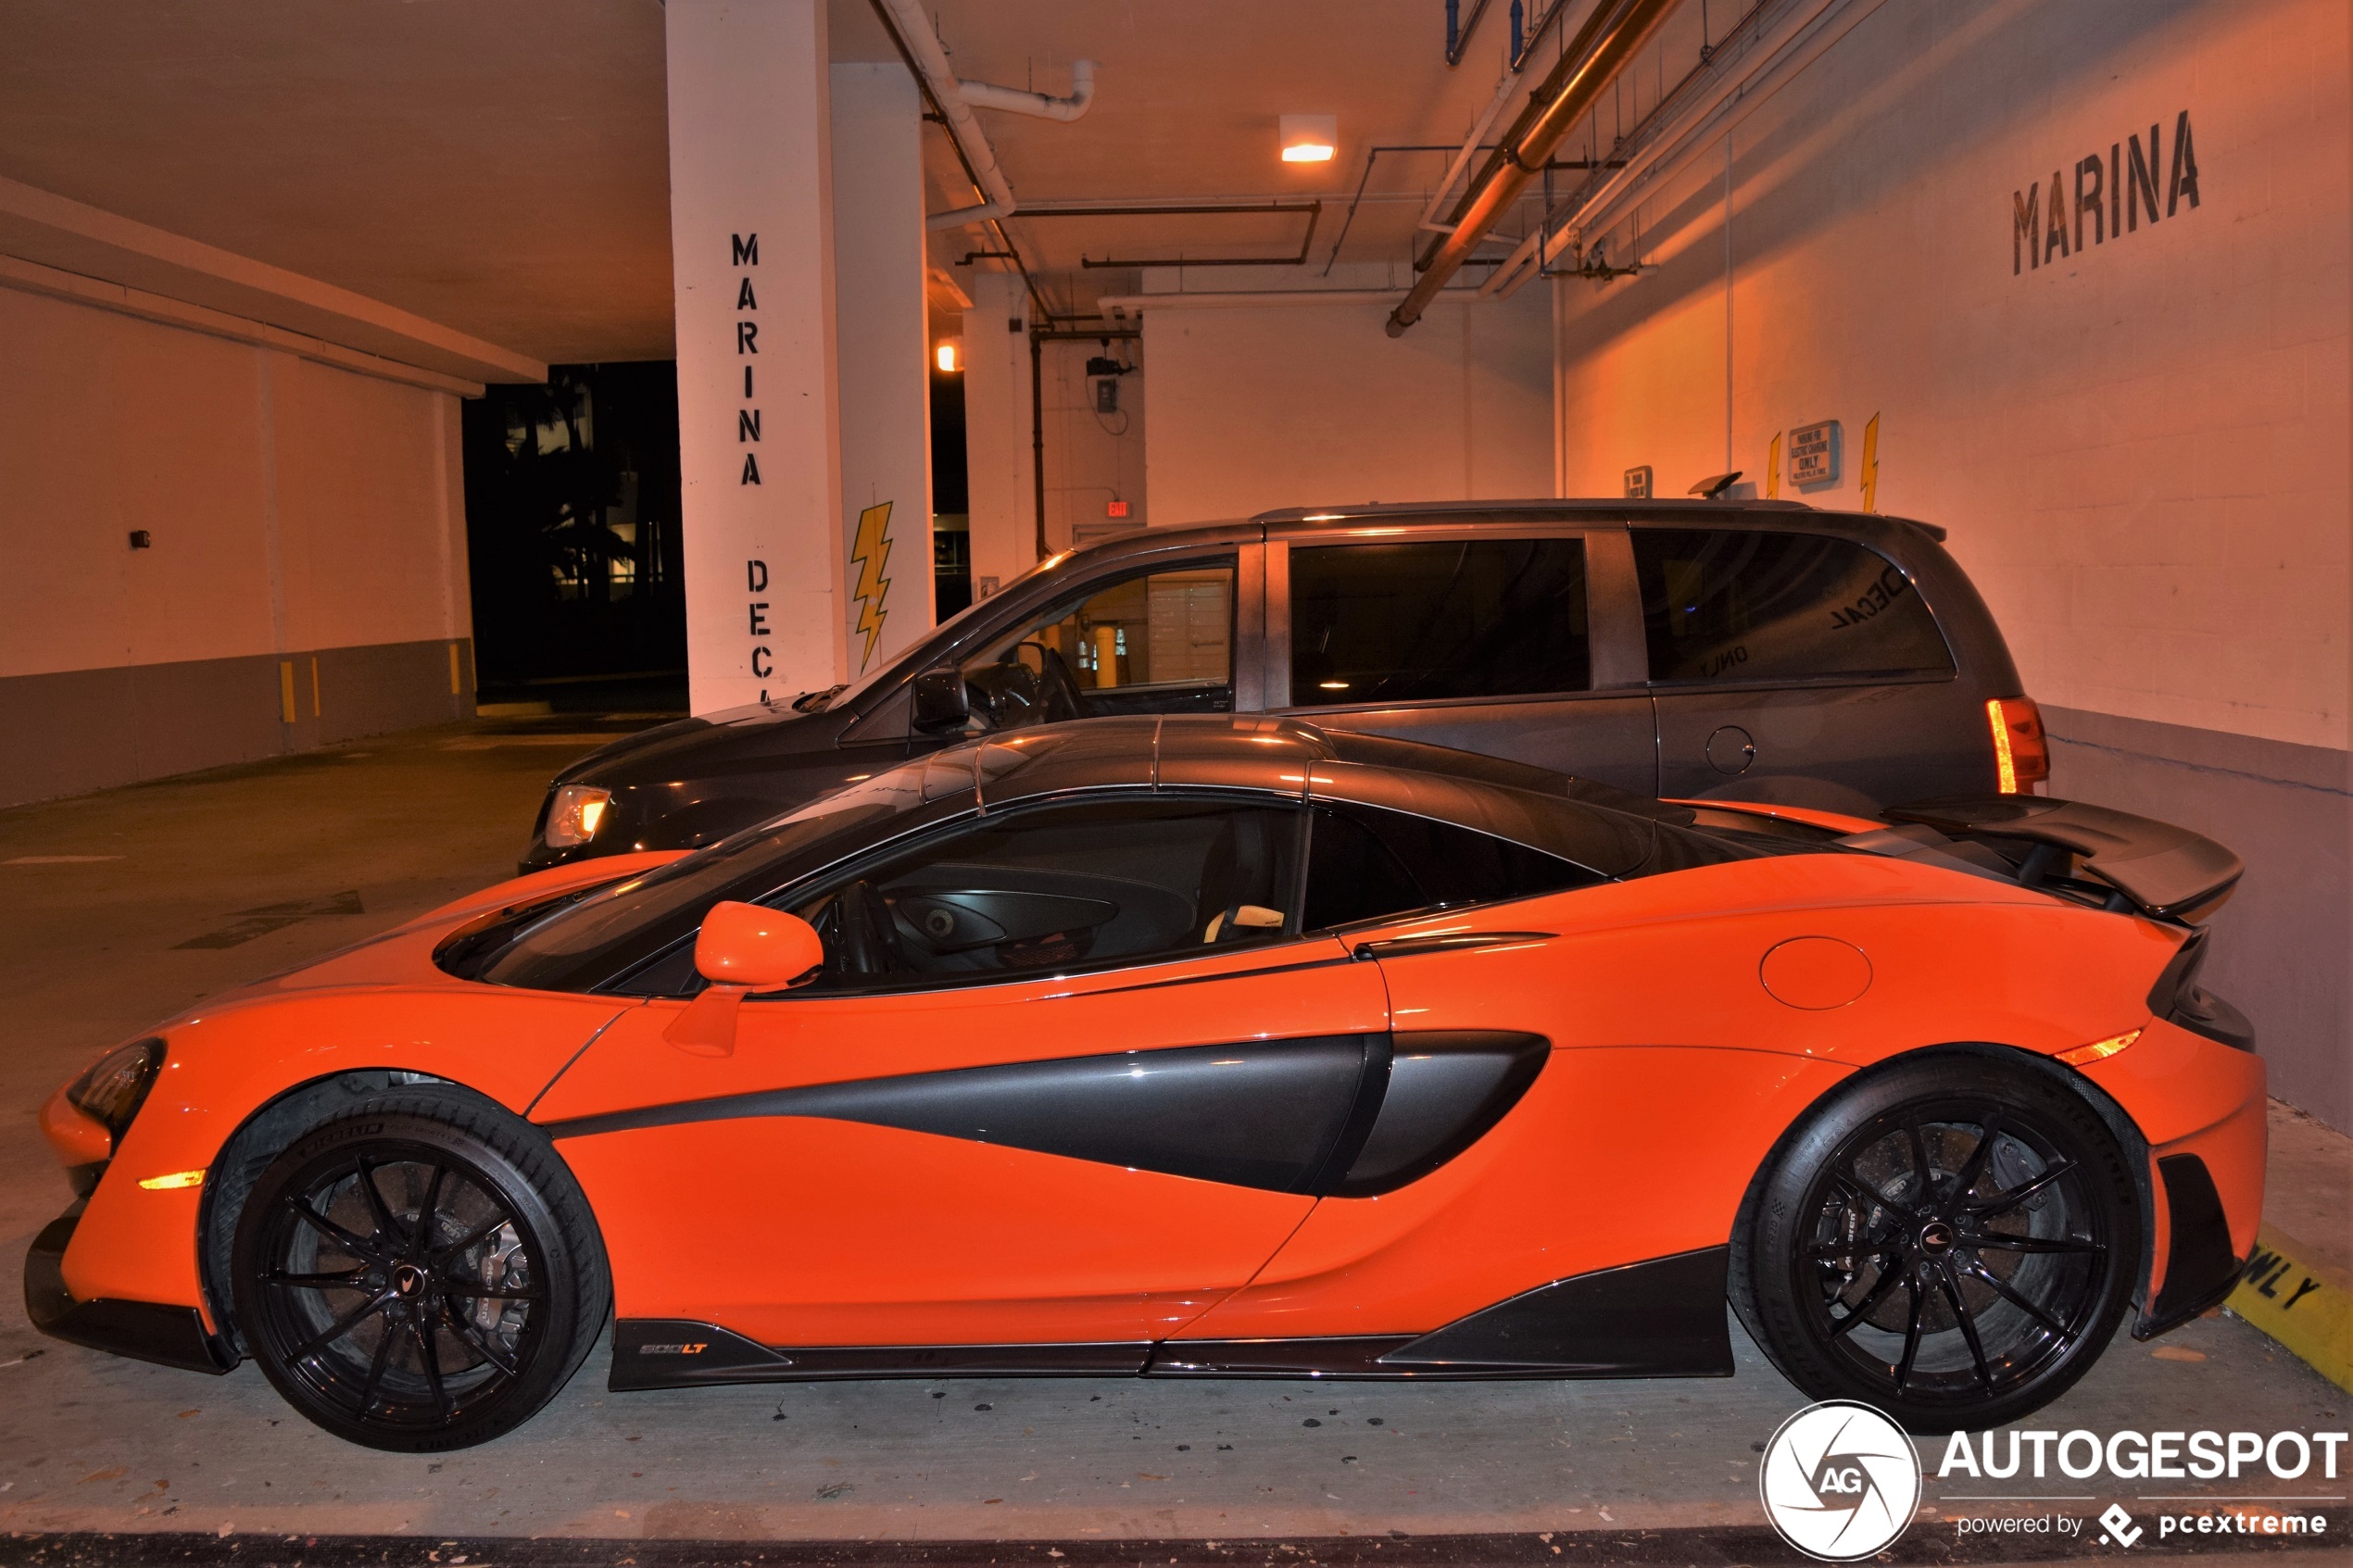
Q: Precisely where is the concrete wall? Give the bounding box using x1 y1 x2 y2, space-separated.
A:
1039 338 1148 552
1551 0 2351 1127
0 283 473 806
1143 273 1554 526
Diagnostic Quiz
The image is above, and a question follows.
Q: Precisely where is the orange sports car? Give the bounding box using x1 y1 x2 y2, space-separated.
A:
29 717 2260 1451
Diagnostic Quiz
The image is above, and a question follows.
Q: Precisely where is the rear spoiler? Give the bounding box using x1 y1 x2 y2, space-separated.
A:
1881 797 2243 922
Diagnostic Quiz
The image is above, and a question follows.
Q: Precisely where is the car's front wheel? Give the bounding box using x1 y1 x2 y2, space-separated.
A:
1732 1054 2141 1433
230 1096 607 1450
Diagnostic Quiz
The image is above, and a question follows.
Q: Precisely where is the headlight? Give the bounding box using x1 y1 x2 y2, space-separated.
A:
544 784 614 847
68 1037 165 1138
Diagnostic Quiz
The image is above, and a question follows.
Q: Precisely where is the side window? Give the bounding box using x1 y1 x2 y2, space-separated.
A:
958 559 1235 732
1632 530 1955 684
790 797 1301 992
1289 538 1590 707
1302 803 1599 931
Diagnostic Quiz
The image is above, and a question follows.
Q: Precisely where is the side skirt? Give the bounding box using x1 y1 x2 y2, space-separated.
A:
610 1248 1732 1391
610 1321 1150 1390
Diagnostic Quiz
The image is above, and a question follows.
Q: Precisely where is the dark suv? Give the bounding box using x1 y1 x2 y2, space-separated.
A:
519 499 2045 872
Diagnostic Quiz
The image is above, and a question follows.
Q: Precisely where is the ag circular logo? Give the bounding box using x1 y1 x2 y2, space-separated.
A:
1758 1400 1922 1561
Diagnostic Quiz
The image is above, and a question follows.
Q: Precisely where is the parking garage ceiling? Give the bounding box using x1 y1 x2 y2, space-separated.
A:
0 0 1527 365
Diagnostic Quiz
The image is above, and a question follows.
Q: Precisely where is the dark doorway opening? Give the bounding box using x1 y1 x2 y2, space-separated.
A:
460 363 686 714
931 360 972 621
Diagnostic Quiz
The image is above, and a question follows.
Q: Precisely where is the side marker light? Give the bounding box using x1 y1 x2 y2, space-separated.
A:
2057 1029 2142 1067
138 1169 207 1190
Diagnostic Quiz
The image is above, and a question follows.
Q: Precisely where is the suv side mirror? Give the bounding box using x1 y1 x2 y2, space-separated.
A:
910 667 971 733
667 901 825 1056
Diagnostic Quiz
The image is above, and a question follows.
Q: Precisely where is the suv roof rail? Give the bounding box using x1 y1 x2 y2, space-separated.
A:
1249 497 1822 524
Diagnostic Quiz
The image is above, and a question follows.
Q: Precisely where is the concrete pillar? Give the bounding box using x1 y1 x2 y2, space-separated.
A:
830 62 934 674
962 269 1037 597
666 0 844 713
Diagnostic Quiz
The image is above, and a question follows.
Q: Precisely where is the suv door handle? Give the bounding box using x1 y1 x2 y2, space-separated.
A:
1352 932 1556 960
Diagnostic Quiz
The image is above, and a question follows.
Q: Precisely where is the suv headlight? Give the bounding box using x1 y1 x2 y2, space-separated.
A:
544 784 614 848
68 1037 165 1138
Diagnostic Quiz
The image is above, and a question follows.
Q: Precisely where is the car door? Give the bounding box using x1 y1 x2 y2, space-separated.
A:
1263 524 1657 795
1632 524 1981 812
1172 797 1843 1361
531 790 1388 1360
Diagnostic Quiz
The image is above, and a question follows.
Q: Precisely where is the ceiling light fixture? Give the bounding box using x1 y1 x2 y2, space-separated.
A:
1280 114 1337 163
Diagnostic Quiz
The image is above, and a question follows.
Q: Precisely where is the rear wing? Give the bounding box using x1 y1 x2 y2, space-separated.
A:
1881 797 2243 922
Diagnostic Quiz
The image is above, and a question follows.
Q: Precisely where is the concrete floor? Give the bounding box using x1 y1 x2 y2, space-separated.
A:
0 720 2346 1562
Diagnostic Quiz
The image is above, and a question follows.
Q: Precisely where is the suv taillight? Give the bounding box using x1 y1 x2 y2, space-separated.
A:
1987 696 2048 794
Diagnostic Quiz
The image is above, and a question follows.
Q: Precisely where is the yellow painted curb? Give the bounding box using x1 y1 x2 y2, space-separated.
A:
2228 1223 2353 1394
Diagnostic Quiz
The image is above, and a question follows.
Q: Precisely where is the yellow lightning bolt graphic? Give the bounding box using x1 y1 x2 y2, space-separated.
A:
850 501 893 669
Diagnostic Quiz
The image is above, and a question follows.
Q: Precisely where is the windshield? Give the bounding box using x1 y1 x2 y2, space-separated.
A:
806 554 1074 712
472 761 957 992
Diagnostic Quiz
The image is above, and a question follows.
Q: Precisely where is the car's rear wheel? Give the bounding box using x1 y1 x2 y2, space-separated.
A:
1731 1055 2139 1433
231 1098 606 1450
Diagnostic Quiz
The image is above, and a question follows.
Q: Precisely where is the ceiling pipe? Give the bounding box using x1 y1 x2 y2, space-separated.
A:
1550 0 1885 272
1387 0 1681 336
1100 286 1499 318
1416 56 1532 235
870 0 1094 231
960 58 1096 122
1479 0 1881 298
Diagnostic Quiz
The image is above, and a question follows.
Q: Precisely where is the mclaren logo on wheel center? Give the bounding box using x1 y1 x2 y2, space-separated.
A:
1760 1400 1923 1561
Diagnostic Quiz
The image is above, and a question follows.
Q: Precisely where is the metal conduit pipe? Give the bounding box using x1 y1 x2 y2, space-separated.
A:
1416 62 1533 236
1388 0 1682 337
1478 0 1881 298
1099 287 1498 319
1552 0 1885 270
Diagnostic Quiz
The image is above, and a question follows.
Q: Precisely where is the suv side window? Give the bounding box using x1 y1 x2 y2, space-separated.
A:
1632 529 1954 684
1302 802 1599 931
788 796 1301 993
959 559 1235 732
1288 538 1590 707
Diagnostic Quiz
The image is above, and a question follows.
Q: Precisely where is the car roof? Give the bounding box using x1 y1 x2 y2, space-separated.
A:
925 715 1680 877
1044 502 1948 580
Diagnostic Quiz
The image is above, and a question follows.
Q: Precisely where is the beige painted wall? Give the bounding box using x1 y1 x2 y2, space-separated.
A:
1554 0 2350 752
1039 338 1148 551
1551 0 2353 1128
0 285 469 683
1144 282 1554 527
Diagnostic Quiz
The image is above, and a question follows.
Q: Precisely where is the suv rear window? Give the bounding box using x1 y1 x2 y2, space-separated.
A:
1633 529 1953 684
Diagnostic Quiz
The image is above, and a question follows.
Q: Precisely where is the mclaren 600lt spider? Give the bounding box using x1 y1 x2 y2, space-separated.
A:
31 717 2259 1450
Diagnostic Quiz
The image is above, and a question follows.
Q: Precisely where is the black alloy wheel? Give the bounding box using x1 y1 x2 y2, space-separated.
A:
1733 1055 2140 1433
232 1100 606 1450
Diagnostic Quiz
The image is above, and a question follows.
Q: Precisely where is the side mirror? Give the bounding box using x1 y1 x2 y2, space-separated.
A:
695 900 824 988
666 901 824 1056
910 667 971 733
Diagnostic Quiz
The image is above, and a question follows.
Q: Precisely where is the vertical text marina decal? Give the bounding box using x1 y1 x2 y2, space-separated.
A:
2013 110 2199 275
735 232 761 484
735 231 770 699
